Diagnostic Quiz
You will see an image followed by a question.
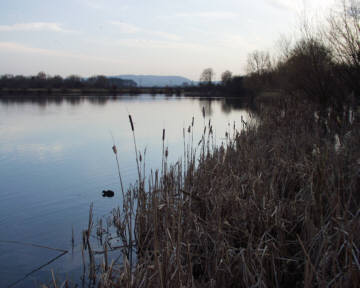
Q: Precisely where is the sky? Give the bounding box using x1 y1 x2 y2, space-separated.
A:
0 0 336 80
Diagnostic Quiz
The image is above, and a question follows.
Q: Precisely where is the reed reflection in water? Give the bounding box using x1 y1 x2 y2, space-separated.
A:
0 94 254 287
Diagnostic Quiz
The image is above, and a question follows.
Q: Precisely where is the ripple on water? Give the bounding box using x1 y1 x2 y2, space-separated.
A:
0 95 253 286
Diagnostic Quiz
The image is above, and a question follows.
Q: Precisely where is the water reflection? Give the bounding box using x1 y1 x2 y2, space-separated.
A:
0 94 253 287
0 94 254 114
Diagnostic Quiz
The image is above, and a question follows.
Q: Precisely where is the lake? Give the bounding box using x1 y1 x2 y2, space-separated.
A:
0 94 253 287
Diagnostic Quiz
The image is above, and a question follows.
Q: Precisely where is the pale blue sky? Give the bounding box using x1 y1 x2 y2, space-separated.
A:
0 0 335 80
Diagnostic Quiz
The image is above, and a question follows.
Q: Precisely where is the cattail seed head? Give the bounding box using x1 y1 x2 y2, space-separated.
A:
165 148 168 158
112 145 117 154
192 116 194 127
162 129 165 141
129 115 134 131
202 107 205 119
188 126 191 133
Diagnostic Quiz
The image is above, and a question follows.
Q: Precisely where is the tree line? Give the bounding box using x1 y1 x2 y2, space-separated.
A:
199 0 359 107
196 67 247 96
0 73 137 90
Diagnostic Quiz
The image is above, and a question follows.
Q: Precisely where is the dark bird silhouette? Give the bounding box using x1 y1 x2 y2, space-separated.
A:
102 190 114 197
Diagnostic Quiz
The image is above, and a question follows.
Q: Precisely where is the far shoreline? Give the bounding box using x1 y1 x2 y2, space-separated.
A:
0 87 254 99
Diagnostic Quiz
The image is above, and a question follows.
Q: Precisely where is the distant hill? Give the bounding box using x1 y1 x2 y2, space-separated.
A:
111 75 194 87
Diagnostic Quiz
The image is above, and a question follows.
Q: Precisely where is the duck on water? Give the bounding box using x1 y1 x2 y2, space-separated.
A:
102 190 114 197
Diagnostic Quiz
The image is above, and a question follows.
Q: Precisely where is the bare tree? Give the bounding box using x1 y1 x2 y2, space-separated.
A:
284 38 335 104
200 68 215 85
244 50 273 92
246 50 272 75
327 0 360 66
326 0 360 95
221 70 232 85
275 34 293 63
37 71 47 80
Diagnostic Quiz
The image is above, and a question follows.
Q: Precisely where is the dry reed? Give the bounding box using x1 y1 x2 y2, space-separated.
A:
51 95 360 287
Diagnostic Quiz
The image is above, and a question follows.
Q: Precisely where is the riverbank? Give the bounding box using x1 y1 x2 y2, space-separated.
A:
69 95 359 287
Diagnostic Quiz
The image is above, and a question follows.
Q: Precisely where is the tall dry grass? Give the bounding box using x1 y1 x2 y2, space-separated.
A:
51 95 359 288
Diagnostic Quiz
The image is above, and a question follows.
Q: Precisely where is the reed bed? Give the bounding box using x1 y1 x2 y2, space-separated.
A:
49 95 359 287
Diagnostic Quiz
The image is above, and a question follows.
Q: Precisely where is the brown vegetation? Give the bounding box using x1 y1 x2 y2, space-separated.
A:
58 94 360 288
44 1 360 286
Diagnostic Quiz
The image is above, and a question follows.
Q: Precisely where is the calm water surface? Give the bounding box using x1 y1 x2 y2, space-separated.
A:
0 95 253 287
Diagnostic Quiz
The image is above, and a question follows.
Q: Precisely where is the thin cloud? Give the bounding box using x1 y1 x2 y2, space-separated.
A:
218 34 260 51
0 42 124 64
175 11 239 19
0 22 74 33
114 38 204 51
110 21 181 41
81 0 129 14
266 0 336 19
148 31 181 41
110 21 141 34
83 0 105 10
265 0 300 11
